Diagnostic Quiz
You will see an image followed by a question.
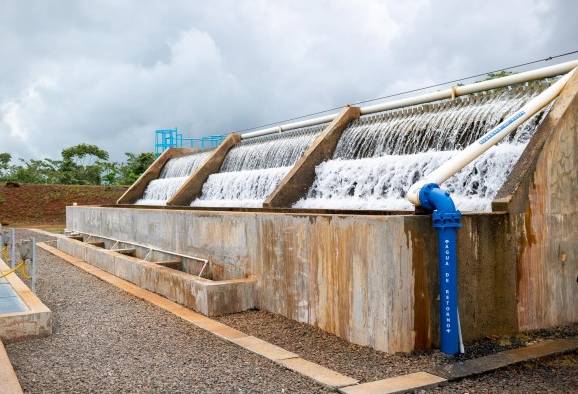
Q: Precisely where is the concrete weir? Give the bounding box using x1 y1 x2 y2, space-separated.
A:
61 69 578 354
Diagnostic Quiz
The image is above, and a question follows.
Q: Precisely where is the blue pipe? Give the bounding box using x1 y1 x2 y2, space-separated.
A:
418 183 462 355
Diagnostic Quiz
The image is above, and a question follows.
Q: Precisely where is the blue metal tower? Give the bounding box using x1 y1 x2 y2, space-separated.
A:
154 129 226 156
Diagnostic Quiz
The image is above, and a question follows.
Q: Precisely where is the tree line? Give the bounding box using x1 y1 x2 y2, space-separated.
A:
0 144 155 186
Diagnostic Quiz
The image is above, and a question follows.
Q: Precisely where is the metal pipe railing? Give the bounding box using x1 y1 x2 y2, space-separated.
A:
240 59 578 140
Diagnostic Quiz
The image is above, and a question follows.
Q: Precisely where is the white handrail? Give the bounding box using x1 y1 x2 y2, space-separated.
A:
240 59 578 140
407 67 576 206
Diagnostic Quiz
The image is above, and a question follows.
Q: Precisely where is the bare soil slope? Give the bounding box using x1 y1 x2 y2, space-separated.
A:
0 184 126 226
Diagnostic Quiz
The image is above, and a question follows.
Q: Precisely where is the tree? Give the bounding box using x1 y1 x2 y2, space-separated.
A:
0 153 11 177
99 160 120 185
118 152 155 185
484 70 514 81
1 145 153 186
59 144 110 185
6 158 60 184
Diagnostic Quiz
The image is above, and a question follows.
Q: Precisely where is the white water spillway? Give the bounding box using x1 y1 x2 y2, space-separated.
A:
192 125 325 207
136 152 210 205
295 80 554 211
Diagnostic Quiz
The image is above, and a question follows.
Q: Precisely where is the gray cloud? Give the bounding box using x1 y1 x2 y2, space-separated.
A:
1 0 576 160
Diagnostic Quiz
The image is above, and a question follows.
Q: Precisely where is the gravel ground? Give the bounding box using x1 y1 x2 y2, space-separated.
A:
428 351 578 393
5 230 331 393
217 310 578 384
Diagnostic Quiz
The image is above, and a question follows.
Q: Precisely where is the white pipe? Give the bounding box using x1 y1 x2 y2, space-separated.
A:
241 113 337 139
240 59 578 140
407 67 576 206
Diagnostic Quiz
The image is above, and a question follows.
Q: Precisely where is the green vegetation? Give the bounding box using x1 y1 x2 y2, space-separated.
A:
484 70 514 80
0 144 155 186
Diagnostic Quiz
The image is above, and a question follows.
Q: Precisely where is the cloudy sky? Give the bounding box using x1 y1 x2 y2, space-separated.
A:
1 0 577 161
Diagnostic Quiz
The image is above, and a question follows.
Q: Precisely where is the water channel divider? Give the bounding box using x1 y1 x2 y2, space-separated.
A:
264 106 361 208
167 133 241 206
117 147 195 204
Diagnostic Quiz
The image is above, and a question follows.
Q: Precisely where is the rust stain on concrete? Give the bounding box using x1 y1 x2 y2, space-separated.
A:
408 228 432 350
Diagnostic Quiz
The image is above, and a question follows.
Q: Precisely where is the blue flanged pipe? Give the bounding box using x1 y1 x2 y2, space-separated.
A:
418 183 462 355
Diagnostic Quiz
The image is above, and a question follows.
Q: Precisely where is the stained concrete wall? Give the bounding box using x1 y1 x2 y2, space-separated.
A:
66 206 517 353
56 236 256 316
493 72 578 331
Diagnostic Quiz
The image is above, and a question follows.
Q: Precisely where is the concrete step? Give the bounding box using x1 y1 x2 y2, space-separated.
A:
152 260 183 270
111 248 136 256
86 241 105 248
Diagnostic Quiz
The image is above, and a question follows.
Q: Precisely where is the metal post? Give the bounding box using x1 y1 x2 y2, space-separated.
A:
10 228 16 269
31 238 37 292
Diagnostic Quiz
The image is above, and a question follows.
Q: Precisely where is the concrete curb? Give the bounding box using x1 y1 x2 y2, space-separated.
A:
0 340 23 394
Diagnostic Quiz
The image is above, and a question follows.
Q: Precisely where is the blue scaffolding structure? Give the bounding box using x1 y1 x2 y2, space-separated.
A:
154 129 226 156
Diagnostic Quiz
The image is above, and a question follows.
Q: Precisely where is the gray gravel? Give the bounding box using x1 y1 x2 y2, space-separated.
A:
217 310 578 384
428 351 578 393
5 230 331 393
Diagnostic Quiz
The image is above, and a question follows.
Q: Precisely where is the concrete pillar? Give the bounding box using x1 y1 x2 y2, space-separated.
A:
167 133 241 206
263 106 360 208
116 148 194 204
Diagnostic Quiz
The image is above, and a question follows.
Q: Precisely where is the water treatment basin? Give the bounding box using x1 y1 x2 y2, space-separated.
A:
0 278 28 314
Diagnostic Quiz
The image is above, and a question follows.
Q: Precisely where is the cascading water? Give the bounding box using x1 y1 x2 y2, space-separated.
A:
136 151 210 205
192 124 325 207
296 80 554 211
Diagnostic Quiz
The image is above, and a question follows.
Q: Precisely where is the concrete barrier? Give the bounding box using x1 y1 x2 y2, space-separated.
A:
64 206 522 353
56 236 255 316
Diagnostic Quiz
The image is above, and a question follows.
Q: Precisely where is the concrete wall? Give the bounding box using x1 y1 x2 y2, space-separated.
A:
493 72 578 331
511 87 577 330
66 206 517 353
56 236 256 316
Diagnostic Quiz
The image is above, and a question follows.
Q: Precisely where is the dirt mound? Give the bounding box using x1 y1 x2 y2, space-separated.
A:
0 184 126 226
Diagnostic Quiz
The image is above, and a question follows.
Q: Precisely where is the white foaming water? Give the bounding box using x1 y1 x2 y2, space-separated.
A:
295 81 554 211
192 124 324 207
136 151 210 205
192 167 290 207
160 152 210 177
220 125 325 172
333 81 551 159
295 143 527 212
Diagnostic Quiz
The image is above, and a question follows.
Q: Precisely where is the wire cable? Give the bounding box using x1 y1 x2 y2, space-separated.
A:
235 49 578 133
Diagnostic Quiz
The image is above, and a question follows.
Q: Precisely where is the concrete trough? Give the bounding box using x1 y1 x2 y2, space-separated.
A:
56 235 256 316
0 258 52 341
